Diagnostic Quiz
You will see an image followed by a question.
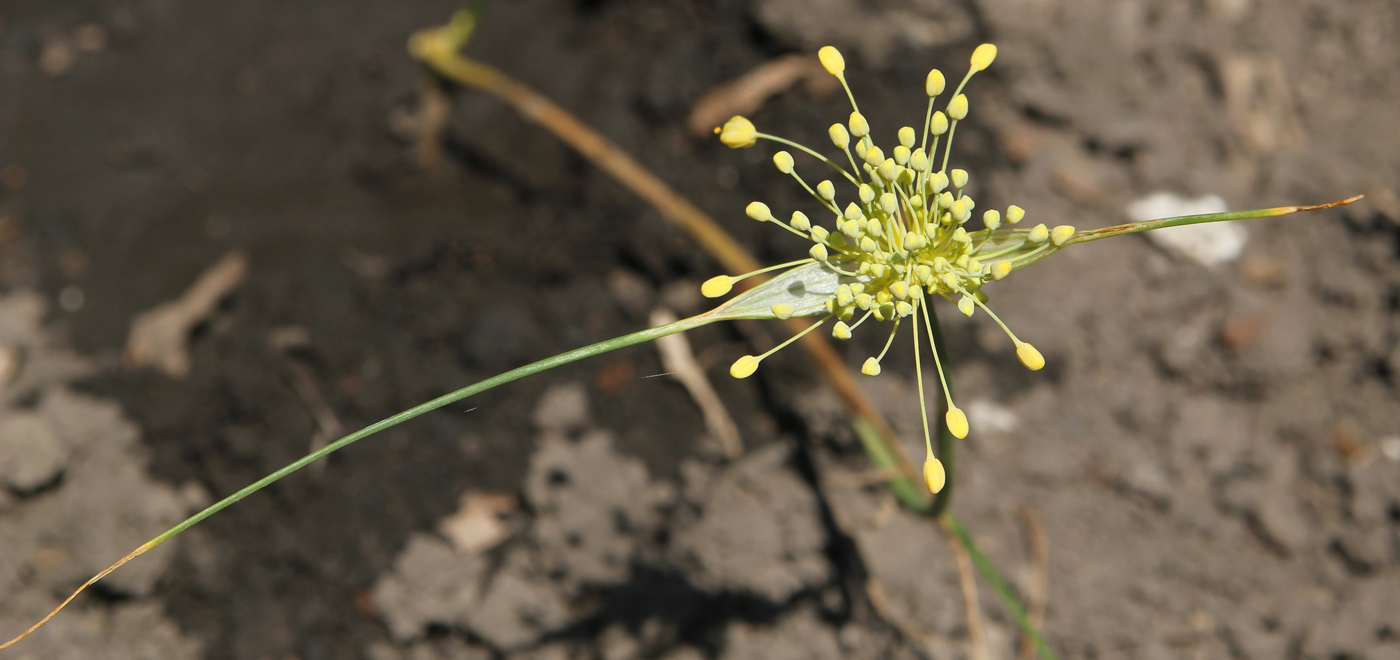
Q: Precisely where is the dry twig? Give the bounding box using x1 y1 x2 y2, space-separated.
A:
1016 504 1050 660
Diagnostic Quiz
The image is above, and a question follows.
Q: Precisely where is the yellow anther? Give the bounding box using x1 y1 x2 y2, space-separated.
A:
983 209 1001 231
878 159 898 182
1051 224 1075 246
910 284 923 298
790 211 811 231
1006 205 1025 224
938 192 956 210
1016 342 1045 370
730 355 760 378
816 180 836 201
773 151 795 174
952 227 968 243
860 236 878 252
866 220 883 238
829 123 850 149
896 301 913 317
970 43 998 71
855 293 872 309
810 225 829 242
958 296 975 317
840 306 855 321
849 111 871 137
898 126 916 149
858 184 876 205
968 258 982 274
746 201 774 222
849 282 865 294
915 265 933 282
909 149 930 172
930 111 949 136
930 171 950 193
932 256 949 272
948 94 969 121
832 321 852 340
871 263 888 278
945 407 969 439
923 457 946 493
990 261 1012 280
818 46 846 76
941 272 960 289
861 357 882 376
1027 223 1049 243
951 169 969 189
809 244 829 261
771 303 796 319
701 275 732 298
718 116 757 148
926 69 946 97
909 194 925 210
875 290 892 305
841 219 862 238
893 145 911 166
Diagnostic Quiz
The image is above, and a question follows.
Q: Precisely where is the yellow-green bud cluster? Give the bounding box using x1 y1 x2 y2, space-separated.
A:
709 43 1064 472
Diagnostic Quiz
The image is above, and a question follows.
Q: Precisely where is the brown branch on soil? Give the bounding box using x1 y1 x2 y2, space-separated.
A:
409 24 927 492
651 308 743 458
942 516 987 660
1017 504 1049 660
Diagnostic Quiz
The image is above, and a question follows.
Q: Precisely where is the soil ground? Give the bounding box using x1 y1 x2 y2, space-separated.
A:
1 1 1399 659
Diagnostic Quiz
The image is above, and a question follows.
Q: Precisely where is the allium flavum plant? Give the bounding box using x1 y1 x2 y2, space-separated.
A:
708 44 1052 495
0 32 1359 652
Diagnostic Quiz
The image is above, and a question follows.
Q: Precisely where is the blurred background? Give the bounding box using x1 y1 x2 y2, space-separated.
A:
1 1 1398 659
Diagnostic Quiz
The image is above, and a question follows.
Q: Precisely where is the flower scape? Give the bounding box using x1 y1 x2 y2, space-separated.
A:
706 43 1066 495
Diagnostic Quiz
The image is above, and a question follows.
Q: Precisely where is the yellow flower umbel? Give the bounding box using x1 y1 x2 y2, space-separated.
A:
707 44 1069 494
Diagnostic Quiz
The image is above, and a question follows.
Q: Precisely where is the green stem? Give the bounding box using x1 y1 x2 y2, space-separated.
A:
926 305 956 517
136 312 718 552
945 513 1058 660
1065 195 1363 246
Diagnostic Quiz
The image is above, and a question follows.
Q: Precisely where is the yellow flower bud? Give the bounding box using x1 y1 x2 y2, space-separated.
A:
829 123 850 149
816 180 835 201
1006 204 1025 224
1051 225 1075 246
832 321 852 340
773 151 795 174
1027 223 1049 243
771 303 795 319
861 357 881 376
951 169 969 189
818 46 845 76
923 457 946 493
849 111 870 137
898 126 916 149
945 407 969 439
701 275 732 298
990 261 1012 280
746 201 774 222
983 209 1001 231
958 296 974 317
948 94 969 121
970 43 997 72
1016 342 1045 370
718 115 757 148
926 69 946 97
790 211 811 231
730 355 759 379
930 111 949 136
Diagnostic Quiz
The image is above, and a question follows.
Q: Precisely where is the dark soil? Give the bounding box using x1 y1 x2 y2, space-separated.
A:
1 1 1398 659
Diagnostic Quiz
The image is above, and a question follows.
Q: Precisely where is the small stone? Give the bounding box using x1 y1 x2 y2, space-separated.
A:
0 412 68 492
